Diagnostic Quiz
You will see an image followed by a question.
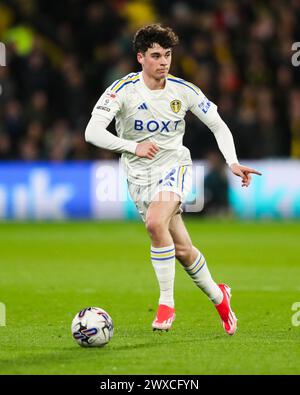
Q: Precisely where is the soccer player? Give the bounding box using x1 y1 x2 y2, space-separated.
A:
85 24 261 335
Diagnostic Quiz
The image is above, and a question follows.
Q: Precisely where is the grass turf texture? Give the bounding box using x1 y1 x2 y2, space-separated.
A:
0 219 299 375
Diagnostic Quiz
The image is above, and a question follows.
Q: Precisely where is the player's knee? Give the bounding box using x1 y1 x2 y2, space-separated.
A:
145 217 166 238
175 244 193 262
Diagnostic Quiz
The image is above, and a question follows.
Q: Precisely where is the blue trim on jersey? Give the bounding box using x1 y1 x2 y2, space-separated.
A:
110 79 121 90
182 167 187 191
115 78 140 93
167 78 199 95
110 73 139 91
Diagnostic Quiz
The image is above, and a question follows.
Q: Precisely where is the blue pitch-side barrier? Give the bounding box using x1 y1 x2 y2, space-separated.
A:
0 160 299 220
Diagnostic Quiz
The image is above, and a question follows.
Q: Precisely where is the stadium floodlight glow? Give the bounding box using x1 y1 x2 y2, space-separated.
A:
0 43 6 67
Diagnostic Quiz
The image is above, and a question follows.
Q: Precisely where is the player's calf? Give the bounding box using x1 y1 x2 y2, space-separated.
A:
174 244 196 266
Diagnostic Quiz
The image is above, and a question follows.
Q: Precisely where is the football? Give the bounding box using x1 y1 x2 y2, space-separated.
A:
71 307 114 347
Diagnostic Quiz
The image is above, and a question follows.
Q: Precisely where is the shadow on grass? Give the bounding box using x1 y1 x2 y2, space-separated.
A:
0 332 225 373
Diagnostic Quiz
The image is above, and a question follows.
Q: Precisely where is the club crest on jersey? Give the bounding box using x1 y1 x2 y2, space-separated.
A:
170 100 181 113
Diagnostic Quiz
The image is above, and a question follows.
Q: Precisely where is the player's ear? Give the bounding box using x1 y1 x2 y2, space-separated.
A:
137 52 144 66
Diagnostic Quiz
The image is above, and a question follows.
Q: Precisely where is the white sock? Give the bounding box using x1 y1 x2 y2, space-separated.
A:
184 250 223 305
151 244 175 308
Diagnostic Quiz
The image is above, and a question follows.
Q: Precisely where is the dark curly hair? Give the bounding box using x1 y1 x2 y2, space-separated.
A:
133 24 179 54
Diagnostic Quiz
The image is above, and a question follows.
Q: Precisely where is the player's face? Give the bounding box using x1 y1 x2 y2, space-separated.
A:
137 44 172 79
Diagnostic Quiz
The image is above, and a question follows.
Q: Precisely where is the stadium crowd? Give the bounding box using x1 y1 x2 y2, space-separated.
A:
0 0 300 161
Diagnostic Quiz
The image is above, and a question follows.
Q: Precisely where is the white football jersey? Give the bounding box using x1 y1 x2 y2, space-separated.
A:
92 71 218 185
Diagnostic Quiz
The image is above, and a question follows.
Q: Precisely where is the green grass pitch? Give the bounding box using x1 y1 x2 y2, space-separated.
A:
0 219 299 375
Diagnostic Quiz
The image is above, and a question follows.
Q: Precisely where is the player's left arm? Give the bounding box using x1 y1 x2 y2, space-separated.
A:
189 92 262 187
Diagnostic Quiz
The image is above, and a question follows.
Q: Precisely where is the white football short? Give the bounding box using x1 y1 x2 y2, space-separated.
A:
127 165 192 222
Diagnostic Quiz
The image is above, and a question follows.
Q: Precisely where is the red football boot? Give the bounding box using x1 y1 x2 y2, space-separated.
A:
152 304 175 331
215 284 237 335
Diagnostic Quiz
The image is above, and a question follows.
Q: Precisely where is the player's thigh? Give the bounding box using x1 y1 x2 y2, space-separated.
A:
169 213 193 256
146 191 180 228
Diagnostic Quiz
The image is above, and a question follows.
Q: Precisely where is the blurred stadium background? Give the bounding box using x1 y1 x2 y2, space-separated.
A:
0 0 300 219
1 0 300 376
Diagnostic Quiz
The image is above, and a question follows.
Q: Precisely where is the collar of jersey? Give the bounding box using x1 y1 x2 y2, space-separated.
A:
140 71 168 95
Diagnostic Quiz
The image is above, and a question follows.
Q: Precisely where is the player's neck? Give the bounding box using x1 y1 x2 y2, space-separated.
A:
141 71 166 90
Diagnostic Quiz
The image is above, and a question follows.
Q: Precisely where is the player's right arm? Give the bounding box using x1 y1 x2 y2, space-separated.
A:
85 87 158 159
186 85 261 187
